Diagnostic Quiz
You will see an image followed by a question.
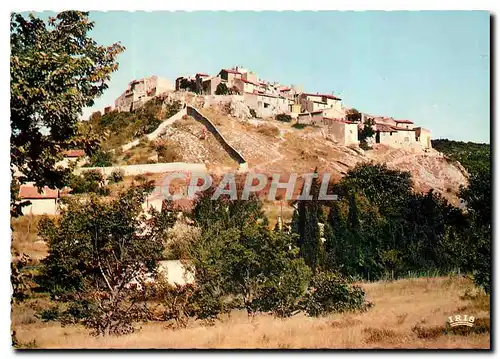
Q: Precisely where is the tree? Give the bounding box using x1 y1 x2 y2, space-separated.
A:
187 189 311 319
294 170 323 272
10 11 124 216
36 183 177 335
215 83 229 95
358 118 375 149
345 108 362 123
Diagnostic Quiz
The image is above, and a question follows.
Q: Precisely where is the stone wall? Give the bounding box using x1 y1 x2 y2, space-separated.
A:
75 162 207 177
186 106 248 167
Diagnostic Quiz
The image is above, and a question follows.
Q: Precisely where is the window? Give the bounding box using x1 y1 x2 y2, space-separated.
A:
264 103 270 108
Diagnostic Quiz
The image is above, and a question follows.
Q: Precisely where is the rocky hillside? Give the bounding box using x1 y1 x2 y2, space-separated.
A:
101 93 469 206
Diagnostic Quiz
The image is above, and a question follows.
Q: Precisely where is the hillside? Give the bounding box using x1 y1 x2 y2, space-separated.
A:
431 139 490 175
84 94 470 206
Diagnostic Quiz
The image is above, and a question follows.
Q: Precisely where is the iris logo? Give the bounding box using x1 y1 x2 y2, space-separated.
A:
447 314 475 327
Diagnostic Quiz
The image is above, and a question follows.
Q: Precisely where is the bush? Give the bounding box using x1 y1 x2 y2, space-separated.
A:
215 83 229 95
303 271 370 317
107 169 124 184
69 170 108 195
257 124 280 137
85 149 113 167
276 113 292 123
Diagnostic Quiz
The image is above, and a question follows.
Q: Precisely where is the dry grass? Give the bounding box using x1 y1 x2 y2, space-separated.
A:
12 276 490 349
11 215 50 261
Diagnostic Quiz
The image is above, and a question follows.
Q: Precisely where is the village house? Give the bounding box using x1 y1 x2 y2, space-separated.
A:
298 93 343 113
363 116 432 150
56 149 87 169
115 75 174 112
18 185 66 215
243 92 290 118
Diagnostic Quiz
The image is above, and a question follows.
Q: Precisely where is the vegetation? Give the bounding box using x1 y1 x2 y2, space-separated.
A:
107 169 124 184
432 139 490 175
35 183 177 335
358 118 375 149
10 11 124 216
276 113 292 123
84 98 182 151
69 170 109 195
215 83 229 95
84 149 114 167
345 108 362 123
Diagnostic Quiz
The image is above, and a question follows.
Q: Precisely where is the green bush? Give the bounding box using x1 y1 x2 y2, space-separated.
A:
303 271 370 317
85 149 113 167
276 113 292 123
69 170 109 195
107 169 124 184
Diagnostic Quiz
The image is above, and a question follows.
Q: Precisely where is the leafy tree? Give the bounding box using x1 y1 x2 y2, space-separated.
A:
69 169 108 195
10 11 124 216
85 149 113 167
294 170 323 272
36 183 177 335
187 189 311 319
459 169 491 293
215 83 229 95
358 118 375 149
345 108 362 123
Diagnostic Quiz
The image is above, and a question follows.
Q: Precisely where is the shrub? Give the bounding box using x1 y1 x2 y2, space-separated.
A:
36 184 178 336
85 149 113 167
215 83 229 95
292 123 308 129
107 169 124 184
303 271 370 317
257 124 280 137
276 113 292 123
69 170 108 195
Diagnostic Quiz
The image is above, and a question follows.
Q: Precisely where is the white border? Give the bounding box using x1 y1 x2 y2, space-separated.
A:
1 2 497 357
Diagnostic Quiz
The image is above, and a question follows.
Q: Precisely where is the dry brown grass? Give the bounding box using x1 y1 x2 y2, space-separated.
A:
11 215 50 261
12 276 490 349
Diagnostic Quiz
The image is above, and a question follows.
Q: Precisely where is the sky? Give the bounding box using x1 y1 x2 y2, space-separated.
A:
39 11 491 143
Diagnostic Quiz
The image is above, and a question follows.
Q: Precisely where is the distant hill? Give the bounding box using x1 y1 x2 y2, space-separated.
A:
431 139 490 175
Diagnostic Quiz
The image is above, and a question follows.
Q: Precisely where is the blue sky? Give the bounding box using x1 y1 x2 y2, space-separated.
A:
39 11 491 143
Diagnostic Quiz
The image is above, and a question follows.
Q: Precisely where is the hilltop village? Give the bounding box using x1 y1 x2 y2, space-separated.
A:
16 65 454 218
106 65 432 150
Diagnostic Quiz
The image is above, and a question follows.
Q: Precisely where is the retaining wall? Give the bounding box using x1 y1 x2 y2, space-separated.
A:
186 106 247 167
76 162 207 177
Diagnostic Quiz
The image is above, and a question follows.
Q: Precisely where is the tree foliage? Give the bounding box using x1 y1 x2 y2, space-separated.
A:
36 183 177 335
215 83 229 95
10 11 124 216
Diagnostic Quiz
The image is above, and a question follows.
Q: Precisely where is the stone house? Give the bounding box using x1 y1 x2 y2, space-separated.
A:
298 93 343 113
201 76 223 95
115 76 174 112
19 185 64 215
217 68 243 87
56 149 86 169
324 118 359 146
243 92 290 118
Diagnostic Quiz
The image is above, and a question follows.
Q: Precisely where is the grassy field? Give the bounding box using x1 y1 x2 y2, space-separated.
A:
12 276 490 349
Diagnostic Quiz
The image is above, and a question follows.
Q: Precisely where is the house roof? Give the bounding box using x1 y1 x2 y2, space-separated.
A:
303 93 342 101
395 119 414 124
19 185 60 199
64 149 85 158
376 124 398 133
241 78 260 86
196 73 209 77
221 69 242 75
324 117 354 124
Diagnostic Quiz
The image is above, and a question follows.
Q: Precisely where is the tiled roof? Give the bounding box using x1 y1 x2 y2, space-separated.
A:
196 73 209 77
19 185 59 199
64 150 85 158
241 78 260 86
303 93 342 101
222 69 242 75
394 119 414 124
376 124 398 133
324 117 353 124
